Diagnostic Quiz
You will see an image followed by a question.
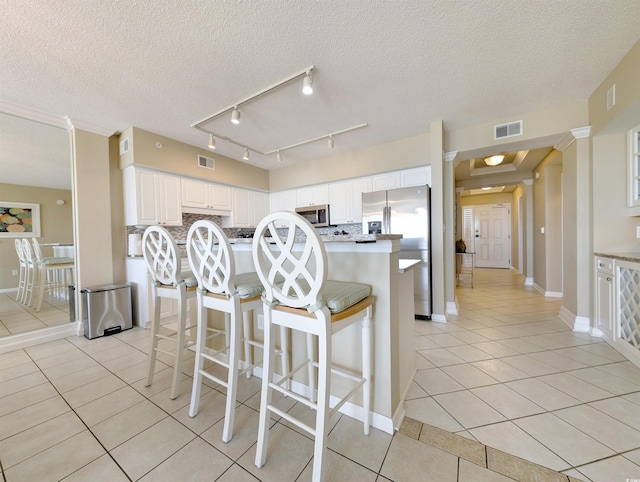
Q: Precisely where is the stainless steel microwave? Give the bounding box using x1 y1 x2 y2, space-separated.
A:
295 204 331 227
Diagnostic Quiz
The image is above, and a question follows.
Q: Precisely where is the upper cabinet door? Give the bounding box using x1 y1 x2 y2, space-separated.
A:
157 173 182 226
401 166 431 187
135 169 160 225
181 178 208 208
372 172 401 191
296 184 329 206
210 184 231 211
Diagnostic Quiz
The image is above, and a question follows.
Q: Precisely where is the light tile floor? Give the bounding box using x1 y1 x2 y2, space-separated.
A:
0 268 639 480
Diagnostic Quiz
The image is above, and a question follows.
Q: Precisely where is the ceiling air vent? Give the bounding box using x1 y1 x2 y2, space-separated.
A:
494 121 522 140
119 137 129 155
197 154 215 170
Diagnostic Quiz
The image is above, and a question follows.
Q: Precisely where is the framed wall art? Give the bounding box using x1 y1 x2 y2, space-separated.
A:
0 202 41 237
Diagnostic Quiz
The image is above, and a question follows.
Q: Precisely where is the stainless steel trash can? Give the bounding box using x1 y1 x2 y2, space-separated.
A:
81 283 133 339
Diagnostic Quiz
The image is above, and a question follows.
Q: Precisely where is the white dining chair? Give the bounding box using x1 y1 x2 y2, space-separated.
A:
21 239 39 308
31 238 74 310
14 239 28 304
252 211 373 482
186 219 288 443
142 225 197 400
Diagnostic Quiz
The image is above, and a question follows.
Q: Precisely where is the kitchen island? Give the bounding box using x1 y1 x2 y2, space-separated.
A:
230 234 414 434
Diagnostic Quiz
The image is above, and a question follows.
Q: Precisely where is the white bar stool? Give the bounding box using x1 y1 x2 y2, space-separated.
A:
252 211 373 482
142 226 197 400
186 220 288 443
14 239 27 304
31 238 74 310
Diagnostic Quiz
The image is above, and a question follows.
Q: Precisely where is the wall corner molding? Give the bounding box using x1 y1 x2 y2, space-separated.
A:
570 126 592 139
0 99 68 129
65 116 117 137
520 179 533 187
444 151 458 162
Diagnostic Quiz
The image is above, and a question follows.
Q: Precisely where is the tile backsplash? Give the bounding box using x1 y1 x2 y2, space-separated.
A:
127 213 364 257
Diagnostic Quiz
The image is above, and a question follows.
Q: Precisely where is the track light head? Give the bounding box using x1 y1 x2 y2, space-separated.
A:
231 107 241 124
302 71 313 95
243 148 249 161
328 135 334 148
208 134 216 149
276 151 283 163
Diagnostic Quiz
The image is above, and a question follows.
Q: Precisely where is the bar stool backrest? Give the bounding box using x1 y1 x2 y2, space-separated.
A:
252 211 327 310
142 226 182 287
186 220 236 295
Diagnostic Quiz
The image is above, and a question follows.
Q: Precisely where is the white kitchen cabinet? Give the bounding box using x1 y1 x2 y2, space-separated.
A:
296 184 329 207
123 167 182 226
329 177 372 224
401 166 431 187
372 172 401 191
181 178 231 212
595 256 615 341
270 190 297 228
222 188 269 228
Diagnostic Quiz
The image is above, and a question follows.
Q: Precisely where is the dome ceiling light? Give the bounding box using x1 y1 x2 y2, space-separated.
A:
484 154 505 166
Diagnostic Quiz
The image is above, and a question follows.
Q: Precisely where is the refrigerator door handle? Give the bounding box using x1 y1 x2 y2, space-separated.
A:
383 206 389 234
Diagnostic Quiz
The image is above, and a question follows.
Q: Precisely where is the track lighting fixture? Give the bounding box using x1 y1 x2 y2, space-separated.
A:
276 151 283 163
302 71 313 95
208 134 216 149
243 148 250 161
328 135 334 148
231 107 241 125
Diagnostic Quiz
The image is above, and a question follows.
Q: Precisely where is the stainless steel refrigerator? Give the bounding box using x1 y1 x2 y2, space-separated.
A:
362 185 431 319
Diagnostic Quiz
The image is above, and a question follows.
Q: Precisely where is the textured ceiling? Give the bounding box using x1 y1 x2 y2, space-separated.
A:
1 0 640 188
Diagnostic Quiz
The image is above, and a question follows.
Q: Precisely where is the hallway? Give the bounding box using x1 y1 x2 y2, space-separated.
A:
408 268 640 481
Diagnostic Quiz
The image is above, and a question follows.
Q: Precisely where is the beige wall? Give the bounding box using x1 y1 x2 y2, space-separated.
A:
460 192 513 207
589 40 640 136
531 150 563 293
0 184 73 290
511 186 524 274
447 100 588 155
120 127 269 191
269 133 430 191
592 131 639 251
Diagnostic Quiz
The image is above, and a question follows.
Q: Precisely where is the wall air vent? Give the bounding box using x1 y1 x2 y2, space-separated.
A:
494 121 522 140
119 137 129 155
197 154 215 170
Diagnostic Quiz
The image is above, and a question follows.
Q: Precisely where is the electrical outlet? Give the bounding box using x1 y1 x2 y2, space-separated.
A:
11 269 18 276
636 226 640 239
257 314 264 330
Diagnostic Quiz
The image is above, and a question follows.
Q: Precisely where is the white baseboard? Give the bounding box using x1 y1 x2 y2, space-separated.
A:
545 291 563 298
558 306 591 333
0 287 18 294
431 313 447 323
0 321 82 354
590 327 604 337
445 301 459 316
524 277 533 286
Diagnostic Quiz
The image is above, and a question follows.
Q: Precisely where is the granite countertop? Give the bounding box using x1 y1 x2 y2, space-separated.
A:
228 234 402 244
594 252 640 262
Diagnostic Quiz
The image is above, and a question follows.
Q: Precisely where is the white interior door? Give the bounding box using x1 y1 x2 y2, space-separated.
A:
473 204 511 268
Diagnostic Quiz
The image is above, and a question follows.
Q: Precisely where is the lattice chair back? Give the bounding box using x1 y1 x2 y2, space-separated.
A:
15 239 25 263
186 220 236 295
21 238 35 265
142 226 182 287
253 211 327 310
31 238 43 262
